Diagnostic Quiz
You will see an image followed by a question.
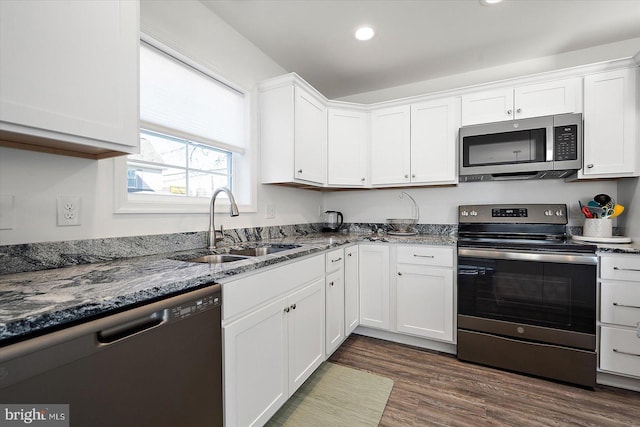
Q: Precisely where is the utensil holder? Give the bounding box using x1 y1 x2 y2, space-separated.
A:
583 218 612 238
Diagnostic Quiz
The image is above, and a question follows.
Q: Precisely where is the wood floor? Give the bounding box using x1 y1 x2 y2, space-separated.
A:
329 334 640 427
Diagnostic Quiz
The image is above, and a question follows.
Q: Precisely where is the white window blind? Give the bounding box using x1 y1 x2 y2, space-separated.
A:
140 43 246 154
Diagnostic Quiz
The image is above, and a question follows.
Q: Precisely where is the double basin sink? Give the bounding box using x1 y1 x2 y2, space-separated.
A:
184 244 301 264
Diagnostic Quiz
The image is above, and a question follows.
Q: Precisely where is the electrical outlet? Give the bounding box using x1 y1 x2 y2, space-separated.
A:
57 196 81 226
0 194 15 230
265 204 276 219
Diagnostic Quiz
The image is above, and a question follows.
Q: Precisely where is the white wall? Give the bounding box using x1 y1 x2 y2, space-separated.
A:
338 38 640 104
323 180 619 228
618 178 640 240
0 0 323 245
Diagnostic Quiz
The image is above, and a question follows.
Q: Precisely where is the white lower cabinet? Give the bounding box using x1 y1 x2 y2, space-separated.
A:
344 246 360 335
223 256 325 427
598 254 640 381
325 248 345 356
359 244 390 330
395 246 455 342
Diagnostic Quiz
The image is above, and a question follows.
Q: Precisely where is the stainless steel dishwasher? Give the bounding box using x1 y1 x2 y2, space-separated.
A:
0 284 222 427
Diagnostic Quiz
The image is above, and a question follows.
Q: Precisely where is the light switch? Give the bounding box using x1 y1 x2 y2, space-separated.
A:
0 194 15 230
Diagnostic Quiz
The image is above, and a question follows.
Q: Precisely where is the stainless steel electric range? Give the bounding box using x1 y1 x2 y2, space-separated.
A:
456 204 598 388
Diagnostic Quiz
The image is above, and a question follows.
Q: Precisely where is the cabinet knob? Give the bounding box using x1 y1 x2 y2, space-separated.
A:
587 164 594 169
348 253 352 257
284 307 290 313
361 177 365 182
404 174 409 179
329 281 334 287
516 108 522 114
411 174 416 178
507 109 513 115
297 169 303 174
398 272 402 276
291 303 297 310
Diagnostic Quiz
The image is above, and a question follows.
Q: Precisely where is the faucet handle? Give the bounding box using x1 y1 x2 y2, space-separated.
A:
215 224 224 242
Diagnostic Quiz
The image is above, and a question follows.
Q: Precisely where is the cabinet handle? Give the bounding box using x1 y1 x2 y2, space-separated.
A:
291 304 297 310
613 302 640 309
414 254 435 258
331 257 343 263
507 109 513 115
587 164 594 168
613 266 640 272
284 307 290 313
297 169 303 174
613 348 640 357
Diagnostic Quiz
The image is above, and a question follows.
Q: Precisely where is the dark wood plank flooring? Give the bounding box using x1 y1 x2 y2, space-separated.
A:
329 334 640 427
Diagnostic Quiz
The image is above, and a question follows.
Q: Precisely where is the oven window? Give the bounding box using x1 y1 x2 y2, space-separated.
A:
458 258 595 334
462 128 546 167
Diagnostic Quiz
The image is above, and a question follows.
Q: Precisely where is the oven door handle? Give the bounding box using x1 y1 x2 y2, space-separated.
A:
458 247 597 265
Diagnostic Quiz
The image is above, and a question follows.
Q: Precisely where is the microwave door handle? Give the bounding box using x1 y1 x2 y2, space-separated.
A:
546 127 554 161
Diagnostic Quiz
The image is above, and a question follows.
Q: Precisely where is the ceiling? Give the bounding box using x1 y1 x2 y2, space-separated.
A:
202 0 640 99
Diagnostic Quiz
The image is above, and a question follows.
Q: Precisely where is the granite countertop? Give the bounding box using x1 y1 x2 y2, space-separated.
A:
0 232 455 345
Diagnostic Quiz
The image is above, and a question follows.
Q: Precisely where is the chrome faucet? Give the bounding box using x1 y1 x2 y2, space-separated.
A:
208 187 239 249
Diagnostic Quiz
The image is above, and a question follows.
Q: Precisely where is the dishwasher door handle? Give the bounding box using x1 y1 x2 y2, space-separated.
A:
97 310 167 344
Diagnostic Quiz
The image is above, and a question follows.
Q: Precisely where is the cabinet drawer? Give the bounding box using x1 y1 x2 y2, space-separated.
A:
600 255 640 282
397 246 453 267
326 248 344 273
601 282 640 327
600 326 640 378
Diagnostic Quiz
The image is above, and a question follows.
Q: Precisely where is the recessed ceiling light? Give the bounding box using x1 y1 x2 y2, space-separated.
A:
480 0 503 5
354 26 375 41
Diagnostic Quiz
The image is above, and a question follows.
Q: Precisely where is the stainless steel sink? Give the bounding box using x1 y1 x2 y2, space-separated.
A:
229 244 300 257
185 254 249 264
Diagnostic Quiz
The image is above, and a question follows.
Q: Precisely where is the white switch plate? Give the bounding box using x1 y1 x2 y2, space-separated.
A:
0 194 15 230
265 204 276 219
57 196 81 226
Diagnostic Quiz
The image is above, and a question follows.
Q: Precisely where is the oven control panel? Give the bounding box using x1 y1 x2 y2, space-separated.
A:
459 204 568 224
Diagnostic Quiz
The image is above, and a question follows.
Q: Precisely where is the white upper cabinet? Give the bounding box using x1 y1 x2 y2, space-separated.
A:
410 97 459 185
0 0 140 159
260 75 327 186
580 68 638 179
370 105 411 185
327 108 368 187
461 78 581 126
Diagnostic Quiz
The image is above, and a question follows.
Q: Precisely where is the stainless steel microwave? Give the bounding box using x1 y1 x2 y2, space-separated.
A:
459 113 582 181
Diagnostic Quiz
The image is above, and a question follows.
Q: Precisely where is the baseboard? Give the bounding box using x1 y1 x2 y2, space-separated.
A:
597 371 640 392
353 326 457 355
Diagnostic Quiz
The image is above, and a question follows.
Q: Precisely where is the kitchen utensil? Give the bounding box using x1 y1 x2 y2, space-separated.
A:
610 204 625 218
587 200 599 208
322 210 343 231
581 205 593 218
593 194 612 206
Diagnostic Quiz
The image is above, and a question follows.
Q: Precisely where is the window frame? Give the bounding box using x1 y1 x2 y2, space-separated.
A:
114 34 257 215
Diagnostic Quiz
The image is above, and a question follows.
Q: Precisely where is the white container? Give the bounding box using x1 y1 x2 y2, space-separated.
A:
583 218 613 238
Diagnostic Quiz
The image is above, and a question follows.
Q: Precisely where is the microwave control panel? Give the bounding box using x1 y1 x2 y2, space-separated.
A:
554 125 578 161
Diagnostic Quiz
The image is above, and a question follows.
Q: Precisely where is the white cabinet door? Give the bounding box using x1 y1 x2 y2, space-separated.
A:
224 296 288 427
288 278 325 393
581 68 638 178
325 269 345 356
344 246 360 336
370 105 411 185
461 78 580 126
410 98 459 184
514 78 580 119
328 108 368 186
461 88 513 126
359 245 390 330
0 0 139 157
396 264 454 342
295 87 327 184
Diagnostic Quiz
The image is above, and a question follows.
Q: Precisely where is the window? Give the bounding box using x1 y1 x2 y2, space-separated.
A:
115 38 256 214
